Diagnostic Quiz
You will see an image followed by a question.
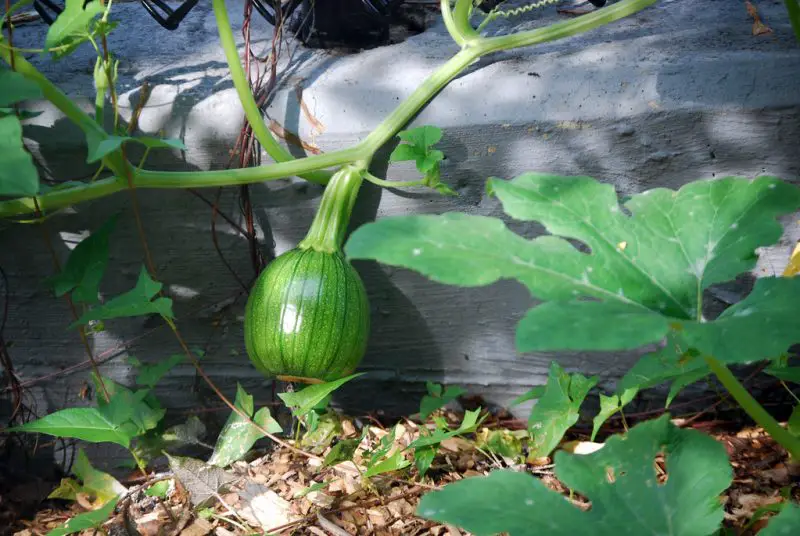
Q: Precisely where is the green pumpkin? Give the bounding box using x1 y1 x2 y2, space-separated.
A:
244 248 369 382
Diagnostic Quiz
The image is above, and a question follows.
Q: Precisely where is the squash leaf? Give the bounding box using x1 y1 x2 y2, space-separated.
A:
760 502 800 535
346 175 800 392
417 415 731 536
208 384 281 467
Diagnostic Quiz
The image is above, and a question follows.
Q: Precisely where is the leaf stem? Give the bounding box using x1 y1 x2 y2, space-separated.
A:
785 0 800 43
0 0 656 218
705 356 800 459
211 0 331 183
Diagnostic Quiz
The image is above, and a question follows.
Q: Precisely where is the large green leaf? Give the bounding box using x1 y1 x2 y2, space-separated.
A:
417 415 731 536
49 214 118 303
760 503 800 535
0 67 42 106
346 175 800 391
208 384 281 467
277 373 363 417
45 0 105 58
72 266 173 327
527 362 597 457
9 407 137 447
0 115 38 197
46 497 118 536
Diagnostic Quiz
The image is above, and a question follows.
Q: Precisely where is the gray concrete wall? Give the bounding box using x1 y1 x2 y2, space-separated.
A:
2 0 799 446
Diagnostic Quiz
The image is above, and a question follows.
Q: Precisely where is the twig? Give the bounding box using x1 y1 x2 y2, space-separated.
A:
316 513 351 536
32 198 110 402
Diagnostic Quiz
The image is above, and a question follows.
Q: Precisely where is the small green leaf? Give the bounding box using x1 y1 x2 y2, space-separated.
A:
323 436 362 467
86 135 128 163
144 480 171 498
476 429 523 459
208 384 282 467
72 449 127 504
132 137 187 151
0 115 38 197
135 354 184 387
417 415 731 536
0 67 42 106
46 497 118 536
408 409 482 450
527 363 598 458
8 407 136 447
590 387 636 441
49 214 118 303
294 481 330 498
397 125 442 149
419 383 465 420
414 444 437 479
510 386 545 407
388 143 419 163
48 478 82 501
760 503 800 535
71 267 173 327
277 373 363 418
364 452 412 477
45 0 105 58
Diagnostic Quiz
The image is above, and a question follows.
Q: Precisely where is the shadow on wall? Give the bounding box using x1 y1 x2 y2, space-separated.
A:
4 0 800 446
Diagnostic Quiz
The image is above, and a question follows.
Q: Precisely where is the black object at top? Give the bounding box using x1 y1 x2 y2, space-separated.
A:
32 0 394 30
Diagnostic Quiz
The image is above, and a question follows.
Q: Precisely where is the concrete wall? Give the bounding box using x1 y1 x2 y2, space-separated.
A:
2 0 799 445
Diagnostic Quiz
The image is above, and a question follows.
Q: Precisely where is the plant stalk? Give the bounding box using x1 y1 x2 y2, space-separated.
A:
299 165 364 253
211 0 331 183
786 0 800 43
0 0 657 218
705 356 800 460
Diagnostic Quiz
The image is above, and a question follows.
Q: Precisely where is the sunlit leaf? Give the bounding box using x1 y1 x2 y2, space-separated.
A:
46 497 118 536
417 415 731 536
208 384 281 467
278 373 363 417
9 406 138 447
45 0 105 58
408 409 482 450
527 363 597 458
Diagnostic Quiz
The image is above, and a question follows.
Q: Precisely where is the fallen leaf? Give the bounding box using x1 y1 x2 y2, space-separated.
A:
166 455 237 507
745 1 773 35
237 481 299 530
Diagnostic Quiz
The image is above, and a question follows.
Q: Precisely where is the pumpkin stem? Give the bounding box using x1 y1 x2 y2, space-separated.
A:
299 165 363 254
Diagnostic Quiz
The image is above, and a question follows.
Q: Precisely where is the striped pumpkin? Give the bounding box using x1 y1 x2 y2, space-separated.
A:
244 247 370 382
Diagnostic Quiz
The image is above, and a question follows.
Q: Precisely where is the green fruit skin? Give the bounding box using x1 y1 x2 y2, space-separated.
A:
244 248 370 382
